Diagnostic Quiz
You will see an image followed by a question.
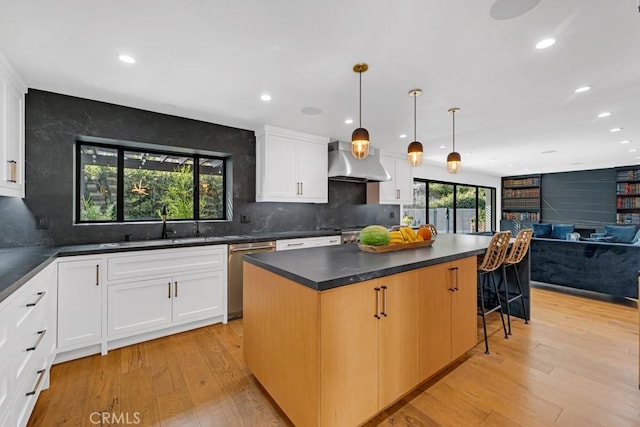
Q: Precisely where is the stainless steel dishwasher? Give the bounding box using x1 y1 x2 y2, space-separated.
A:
228 241 276 320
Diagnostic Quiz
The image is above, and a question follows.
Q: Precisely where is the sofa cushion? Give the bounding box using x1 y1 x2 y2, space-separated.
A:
604 224 637 244
632 228 640 244
551 224 574 240
532 223 552 238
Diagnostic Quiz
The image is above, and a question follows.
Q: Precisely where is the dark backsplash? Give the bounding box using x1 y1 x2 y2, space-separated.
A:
0 90 398 248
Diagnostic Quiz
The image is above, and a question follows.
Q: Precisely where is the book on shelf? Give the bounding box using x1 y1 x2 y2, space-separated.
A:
616 169 640 181
616 212 640 224
503 177 540 187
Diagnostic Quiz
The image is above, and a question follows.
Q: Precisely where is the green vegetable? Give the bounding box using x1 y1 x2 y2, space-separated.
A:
359 225 391 246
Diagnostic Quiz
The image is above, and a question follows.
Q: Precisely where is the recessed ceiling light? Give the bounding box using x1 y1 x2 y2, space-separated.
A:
463 152 472 156
508 163 513 167
597 112 611 118
610 127 623 132
574 86 591 93
635 156 640 159
301 107 322 115
118 54 136 64
399 134 407 139
620 140 631 144
439 145 446 149
489 158 496 162
630 149 638 153
541 150 557 154
535 38 556 49
344 118 354 124
260 94 272 101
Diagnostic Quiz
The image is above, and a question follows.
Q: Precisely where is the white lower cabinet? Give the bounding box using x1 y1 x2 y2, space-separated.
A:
107 270 225 337
55 245 227 364
276 235 341 251
0 263 56 427
57 257 104 351
108 277 173 337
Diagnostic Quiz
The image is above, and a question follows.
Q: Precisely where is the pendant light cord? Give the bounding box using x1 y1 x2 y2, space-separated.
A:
413 93 417 141
452 109 456 151
359 71 362 127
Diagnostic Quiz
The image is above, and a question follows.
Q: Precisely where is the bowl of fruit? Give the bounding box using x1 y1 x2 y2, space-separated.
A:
358 224 435 253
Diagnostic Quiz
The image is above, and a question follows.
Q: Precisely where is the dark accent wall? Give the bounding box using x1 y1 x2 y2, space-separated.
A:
540 168 616 231
0 90 398 248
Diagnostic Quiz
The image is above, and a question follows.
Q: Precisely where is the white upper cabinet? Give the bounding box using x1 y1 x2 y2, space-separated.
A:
378 153 413 205
0 51 26 198
256 126 330 203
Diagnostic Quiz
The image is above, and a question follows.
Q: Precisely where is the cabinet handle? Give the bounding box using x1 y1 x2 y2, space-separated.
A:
287 242 305 247
374 287 381 319
380 285 388 317
96 265 100 286
8 160 17 183
296 182 301 195
174 281 178 298
26 369 46 396
27 330 46 352
168 282 171 298
328 239 339 244
300 182 303 195
396 189 400 199
26 291 46 307
453 266 459 291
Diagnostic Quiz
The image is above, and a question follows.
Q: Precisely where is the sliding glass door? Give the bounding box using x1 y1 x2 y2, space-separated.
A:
406 179 496 234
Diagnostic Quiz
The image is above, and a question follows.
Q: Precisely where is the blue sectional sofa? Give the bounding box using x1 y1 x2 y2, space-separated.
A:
530 233 640 299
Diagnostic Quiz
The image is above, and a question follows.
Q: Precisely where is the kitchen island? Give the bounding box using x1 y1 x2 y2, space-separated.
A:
243 234 530 427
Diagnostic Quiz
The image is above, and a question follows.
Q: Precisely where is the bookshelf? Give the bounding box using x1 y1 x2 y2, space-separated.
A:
500 175 540 233
616 168 640 224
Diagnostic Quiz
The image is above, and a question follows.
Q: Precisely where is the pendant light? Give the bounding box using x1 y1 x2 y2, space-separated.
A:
407 89 423 167
351 63 370 159
447 107 461 174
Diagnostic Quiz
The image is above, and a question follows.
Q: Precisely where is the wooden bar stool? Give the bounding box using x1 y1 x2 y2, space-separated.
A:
477 230 511 354
501 228 532 335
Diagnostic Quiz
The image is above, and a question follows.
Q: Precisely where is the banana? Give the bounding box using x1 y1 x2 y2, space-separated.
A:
401 227 417 242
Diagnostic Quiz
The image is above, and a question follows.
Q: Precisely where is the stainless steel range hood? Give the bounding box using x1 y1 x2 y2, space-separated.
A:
328 141 392 183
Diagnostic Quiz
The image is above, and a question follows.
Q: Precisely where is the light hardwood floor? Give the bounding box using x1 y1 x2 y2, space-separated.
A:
29 287 639 426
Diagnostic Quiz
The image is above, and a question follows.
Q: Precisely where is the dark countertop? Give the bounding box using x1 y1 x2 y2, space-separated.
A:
244 233 493 291
0 229 341 304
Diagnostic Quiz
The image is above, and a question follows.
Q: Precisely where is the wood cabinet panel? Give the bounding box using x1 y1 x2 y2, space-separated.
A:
378 270 419 409
320 280 379 426
419 256 478 381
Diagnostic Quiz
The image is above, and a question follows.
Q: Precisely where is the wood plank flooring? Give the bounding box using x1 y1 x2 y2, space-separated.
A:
28 287 638 426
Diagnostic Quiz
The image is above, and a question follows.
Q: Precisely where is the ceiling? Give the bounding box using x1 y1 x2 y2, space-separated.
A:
1 0 638 177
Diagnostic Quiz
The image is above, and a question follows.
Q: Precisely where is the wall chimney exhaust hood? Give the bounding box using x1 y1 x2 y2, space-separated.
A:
328 141 392 183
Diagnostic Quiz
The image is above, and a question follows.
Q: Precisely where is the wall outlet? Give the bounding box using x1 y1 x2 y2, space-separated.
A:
241 215 250 223
36 215 49 230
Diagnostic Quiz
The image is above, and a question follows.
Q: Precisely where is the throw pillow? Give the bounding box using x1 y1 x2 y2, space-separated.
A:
532 223 552 238
633 228 640 244
551 224 574 239
604 224 637 244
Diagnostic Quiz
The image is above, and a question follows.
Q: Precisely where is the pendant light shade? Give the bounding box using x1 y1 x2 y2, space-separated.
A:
447 107 461 174
351 63 370 159
407 89 423 167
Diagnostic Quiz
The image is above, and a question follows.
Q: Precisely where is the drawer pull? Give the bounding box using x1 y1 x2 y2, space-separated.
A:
26 291 46 307
96 264 100 286
287 242 305 247
174 281 178 298
26 369 46 396
168 282 171 298
26 330 46 352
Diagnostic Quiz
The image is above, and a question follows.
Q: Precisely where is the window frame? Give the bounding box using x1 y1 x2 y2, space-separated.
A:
410 178 496 233
75 140 228 224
